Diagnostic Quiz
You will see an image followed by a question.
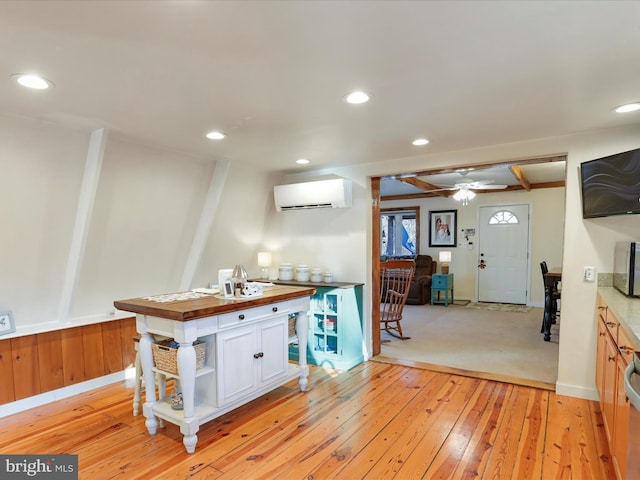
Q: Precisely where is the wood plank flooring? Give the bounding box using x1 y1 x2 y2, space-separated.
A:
0 361 615 479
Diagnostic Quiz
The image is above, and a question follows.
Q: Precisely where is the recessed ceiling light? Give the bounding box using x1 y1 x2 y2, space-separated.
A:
205 131 226 140
412 138 429 146
344 91 370 104
11 73 54 90
296 159 310 165
614 103 640 113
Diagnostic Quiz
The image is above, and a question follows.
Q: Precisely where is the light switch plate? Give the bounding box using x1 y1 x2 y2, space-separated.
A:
584 266 595 282
0 311 15 336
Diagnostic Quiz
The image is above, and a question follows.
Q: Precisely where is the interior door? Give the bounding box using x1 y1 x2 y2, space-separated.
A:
477 204 530 304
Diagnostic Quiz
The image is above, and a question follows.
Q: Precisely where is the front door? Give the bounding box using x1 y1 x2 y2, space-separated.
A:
477 204 530 304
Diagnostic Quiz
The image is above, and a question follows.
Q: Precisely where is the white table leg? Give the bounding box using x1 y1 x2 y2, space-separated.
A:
296 310 309 392
139 330 158 435
177 341 199 453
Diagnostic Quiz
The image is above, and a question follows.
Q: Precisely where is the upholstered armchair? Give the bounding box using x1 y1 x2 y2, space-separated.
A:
406 255 437 305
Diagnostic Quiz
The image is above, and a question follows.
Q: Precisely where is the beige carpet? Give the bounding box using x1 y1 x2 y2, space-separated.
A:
380 303 559 386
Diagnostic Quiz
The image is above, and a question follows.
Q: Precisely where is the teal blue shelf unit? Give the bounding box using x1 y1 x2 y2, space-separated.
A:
285 282 364 371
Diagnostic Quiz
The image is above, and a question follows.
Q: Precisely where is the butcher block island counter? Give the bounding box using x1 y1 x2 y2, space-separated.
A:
114 284 315 453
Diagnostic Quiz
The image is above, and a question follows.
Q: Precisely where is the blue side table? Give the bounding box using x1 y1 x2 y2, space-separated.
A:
431 273 454 306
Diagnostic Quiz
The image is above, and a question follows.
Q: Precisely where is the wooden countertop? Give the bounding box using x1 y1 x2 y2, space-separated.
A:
114 285 315 321
598 287 640 349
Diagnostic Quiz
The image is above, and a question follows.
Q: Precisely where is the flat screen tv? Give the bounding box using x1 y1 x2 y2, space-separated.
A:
580 147 640 218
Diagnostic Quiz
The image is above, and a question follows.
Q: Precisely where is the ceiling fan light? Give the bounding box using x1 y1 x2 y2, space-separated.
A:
453 188 475 205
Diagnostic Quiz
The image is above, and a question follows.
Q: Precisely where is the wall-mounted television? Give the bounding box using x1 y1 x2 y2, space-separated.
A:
580 147 640 218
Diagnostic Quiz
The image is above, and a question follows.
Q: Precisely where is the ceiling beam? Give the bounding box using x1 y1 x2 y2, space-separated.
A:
509 165 531 191
397 177 450 196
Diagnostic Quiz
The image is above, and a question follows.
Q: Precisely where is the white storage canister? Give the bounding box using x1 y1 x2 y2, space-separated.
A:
296 264 310 282
323 271 333 283
310 268 322 283
279 263 294 281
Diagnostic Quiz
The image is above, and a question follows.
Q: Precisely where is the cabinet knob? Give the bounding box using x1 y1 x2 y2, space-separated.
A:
597 306 607 311
253 352 264 359
608 355 616 362
272 307 278 312
605 322 617 328
239 314 245 320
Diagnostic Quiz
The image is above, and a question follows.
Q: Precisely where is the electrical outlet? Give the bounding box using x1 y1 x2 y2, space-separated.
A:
583 266 595 282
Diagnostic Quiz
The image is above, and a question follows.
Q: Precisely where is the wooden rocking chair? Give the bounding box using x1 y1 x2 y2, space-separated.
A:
380 259 415 340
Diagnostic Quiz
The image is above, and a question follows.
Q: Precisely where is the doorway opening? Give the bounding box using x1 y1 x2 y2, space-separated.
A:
370 157 566 387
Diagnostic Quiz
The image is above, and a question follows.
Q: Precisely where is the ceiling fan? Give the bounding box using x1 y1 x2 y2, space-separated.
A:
440 169 508 190
448 178 508 190
433 174 508 205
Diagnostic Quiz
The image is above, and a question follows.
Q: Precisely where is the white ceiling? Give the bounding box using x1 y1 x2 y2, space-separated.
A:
1 1 639 174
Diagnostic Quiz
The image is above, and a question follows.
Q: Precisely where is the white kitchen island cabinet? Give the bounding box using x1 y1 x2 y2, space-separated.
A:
114 285 314 454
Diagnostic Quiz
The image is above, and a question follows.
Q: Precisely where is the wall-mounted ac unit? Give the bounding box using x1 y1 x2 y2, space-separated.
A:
274 178 352 211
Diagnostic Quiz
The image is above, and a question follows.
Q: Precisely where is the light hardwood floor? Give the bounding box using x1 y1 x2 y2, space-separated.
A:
0 361 614 479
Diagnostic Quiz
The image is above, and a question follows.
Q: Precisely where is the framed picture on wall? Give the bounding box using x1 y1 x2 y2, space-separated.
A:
429 210 457 247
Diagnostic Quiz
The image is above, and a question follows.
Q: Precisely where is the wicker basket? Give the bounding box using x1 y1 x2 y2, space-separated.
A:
288 316 297 338
151 339 206 375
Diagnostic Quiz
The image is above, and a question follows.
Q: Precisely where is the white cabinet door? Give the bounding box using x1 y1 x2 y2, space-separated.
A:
216 326 258 406
216 317 288 407
258 318 288 384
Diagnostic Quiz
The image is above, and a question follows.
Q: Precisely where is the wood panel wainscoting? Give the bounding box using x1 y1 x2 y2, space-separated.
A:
0 317 136 405
0 360 615 479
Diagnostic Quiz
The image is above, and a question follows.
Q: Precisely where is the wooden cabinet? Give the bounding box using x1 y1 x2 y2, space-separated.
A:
288 283 364 371
431 273 454 306
595 293 634 480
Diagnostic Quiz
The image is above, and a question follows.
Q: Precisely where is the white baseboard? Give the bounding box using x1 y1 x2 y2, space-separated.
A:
1 368 136 419
555 381 599 401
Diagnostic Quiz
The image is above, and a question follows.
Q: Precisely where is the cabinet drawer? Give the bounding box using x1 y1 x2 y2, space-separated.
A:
618 325 635 365
605 309 621 345
218 301 290 329
432 275 450 288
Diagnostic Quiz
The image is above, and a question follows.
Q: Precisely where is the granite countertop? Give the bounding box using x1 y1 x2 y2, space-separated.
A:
598 287 640 349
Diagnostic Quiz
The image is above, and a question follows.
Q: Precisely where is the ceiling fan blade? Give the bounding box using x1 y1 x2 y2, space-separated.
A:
426 186 458 193
471 184 508 190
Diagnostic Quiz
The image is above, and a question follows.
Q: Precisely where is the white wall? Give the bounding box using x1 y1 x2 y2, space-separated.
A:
556 130 640 399
1 115 88 331
0 115 275 337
